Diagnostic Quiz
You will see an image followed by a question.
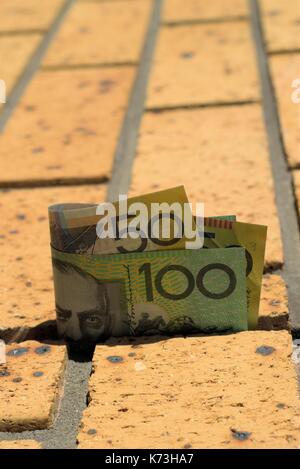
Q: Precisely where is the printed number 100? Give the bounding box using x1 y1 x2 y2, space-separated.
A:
139 262 237 301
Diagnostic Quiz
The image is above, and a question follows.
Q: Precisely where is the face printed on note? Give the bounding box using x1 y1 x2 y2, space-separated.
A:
52 259 125 342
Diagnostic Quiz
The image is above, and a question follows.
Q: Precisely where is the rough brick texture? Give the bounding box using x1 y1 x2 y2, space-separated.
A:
78 331 300 448
146 22 260 109
130 105 283 267
0 341 66 431
0 68 135 183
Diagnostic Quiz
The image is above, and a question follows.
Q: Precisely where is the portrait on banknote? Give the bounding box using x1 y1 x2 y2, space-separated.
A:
52 258 128 341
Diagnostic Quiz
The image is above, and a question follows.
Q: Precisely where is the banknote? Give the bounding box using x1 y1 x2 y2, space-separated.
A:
200 217 267 329
49 186 197 254
213 216 236 221
51 246 248 342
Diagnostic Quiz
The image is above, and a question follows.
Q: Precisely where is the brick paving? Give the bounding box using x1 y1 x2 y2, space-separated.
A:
0 440 41 449
0 342 66 432
146 22 260 108
78 332 300 449
0 0 300 449
0 0 65 33
0 35 42 95
42 0 152 67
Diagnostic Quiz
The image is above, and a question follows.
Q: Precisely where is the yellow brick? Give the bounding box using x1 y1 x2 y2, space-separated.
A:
0 341 66 431
0 67 135 183
0 35 41 96
163 0 249 23
0 440 41 449
146 22 260 109
43 0 152 67
260 0 300 52
292 170 300 212
80 0 148 1
78 331 300 448
0 185 107 332
259 274 289 330
269 54 300 168
130 105 283 267
0 0 64 32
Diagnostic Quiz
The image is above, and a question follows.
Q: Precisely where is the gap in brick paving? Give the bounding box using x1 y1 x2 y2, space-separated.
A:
0 176 109 190
41 61 137 72
146 100 260 113
268 49 300 56
107 0 163 201
162 16 249 27
0 30 46 37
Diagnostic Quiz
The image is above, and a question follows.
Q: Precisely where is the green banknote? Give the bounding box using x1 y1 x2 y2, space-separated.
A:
212 216 237 221
202 218 267 329
52 246 248 342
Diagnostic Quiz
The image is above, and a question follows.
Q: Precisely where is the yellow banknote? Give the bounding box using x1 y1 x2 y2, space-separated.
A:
202 217 267 329
49 186 197 254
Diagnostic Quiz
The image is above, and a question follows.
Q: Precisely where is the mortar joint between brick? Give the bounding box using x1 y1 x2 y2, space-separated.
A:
162 16 250 28
107 0 163 201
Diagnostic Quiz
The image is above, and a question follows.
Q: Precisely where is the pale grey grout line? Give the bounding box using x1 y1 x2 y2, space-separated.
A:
107 0 163 202
249 0 300 334
42 358 93 449
0 0 76 134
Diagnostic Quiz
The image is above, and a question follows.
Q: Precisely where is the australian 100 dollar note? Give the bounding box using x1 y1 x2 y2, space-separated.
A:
51 246 248 342
201 217 267 330
49 186 198 255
